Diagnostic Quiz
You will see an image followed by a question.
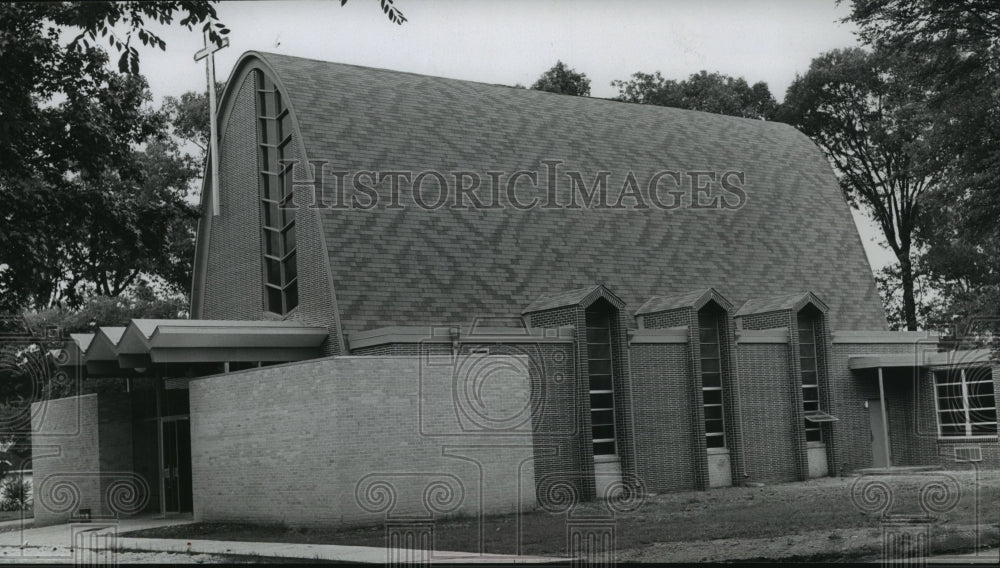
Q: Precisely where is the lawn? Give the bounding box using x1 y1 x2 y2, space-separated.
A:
0 508 31 523
123 472 1000 562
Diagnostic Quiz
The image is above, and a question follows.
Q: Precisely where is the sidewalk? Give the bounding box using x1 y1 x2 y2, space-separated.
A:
0 517 571 564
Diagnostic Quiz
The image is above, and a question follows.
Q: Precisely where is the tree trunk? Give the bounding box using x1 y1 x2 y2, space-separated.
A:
899 254 918 331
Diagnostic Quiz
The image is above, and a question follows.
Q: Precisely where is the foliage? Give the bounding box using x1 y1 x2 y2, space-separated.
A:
0 477 31 512
778 47 937 330
612 70 778 120
531 61 591 96
24 290 189 335
845 1 1000 335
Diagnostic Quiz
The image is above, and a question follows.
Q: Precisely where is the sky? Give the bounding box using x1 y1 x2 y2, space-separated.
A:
130 0 893 270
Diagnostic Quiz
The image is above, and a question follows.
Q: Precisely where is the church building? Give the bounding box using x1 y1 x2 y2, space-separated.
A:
32 52 999 528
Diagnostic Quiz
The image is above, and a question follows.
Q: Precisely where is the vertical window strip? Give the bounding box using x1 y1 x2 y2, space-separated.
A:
255 70 298 315
587 308 616 457
797 313 822 442
698 309 726 449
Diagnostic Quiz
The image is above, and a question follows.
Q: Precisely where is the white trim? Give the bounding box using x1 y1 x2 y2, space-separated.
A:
347 325 575 350
832 330 940 344
628 327 688 344
735 328 789 344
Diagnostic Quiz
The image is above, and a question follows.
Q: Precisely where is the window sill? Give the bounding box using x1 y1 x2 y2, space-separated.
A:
593 454 619 464
937 437 998 443
807 441 826 448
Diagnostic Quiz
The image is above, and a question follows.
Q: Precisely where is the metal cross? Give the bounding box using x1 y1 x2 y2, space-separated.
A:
194 30 230 216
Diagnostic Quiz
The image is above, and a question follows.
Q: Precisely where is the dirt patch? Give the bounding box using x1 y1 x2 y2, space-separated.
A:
123 472 1000 561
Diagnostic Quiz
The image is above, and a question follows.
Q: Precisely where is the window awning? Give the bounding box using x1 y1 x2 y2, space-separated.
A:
804 410 839 423
51 319 328 376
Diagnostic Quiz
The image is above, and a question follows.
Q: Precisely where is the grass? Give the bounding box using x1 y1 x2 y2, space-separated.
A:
0 508 31 523
122 472 1000 560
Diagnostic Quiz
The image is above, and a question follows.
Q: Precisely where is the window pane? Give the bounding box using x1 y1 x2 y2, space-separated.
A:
940 425 964 437
702 372 721 388
263 201 281 230
281 201 296 228
698 323 719 344
262 173 282 201
966 367 992 383
706 435 726 448
283 224 296 253
589 375 613 392
591 409 614 426
589 343 611 359
266 286 282 313
590 359 612 376
592 424 614 440
803 386 819 402
701 343 720 359
593 441 615 456
801 370 817 385
586 328 609 343
970 408 996 423
265 257 281 285
284 283 298 312
264 229 281 256
591 392 614 410
705 418 724 433
704 405 723 420
283 251 297 283
800 344 816 358
805 428 823 442
703 390 722 405
971 422 998 434
801 357 816 372
938 410 965 426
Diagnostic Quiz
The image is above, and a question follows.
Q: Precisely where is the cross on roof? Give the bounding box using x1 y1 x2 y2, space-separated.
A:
194 30 230 216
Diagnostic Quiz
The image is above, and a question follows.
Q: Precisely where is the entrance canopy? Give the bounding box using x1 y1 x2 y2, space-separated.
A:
848 348 992 371
50 319 328 376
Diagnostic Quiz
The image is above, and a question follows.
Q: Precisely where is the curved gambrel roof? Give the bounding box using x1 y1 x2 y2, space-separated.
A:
196 52 887 333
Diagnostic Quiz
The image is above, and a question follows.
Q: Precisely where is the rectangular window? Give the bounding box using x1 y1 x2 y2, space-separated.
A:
934 367 997 438
698 310 726 449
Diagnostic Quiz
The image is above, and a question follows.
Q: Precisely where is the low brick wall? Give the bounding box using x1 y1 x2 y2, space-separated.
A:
189 355 537 527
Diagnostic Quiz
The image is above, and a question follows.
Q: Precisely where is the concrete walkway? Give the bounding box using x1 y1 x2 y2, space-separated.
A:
0 517 571 564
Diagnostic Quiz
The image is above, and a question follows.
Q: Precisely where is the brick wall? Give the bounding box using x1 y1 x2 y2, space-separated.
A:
629 342 697 491
31 394 133 526
201 70 264 321
32 395 100 526
736 342 799 483
189 356 537 527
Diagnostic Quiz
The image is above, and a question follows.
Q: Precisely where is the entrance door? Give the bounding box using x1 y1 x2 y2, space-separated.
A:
868 401 889 468
161 418 193 513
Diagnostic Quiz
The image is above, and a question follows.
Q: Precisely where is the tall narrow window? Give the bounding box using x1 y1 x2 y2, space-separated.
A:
699 308 726 448
934 367 997 437
797 312 822 442
256 70 298 315
587 302 616 457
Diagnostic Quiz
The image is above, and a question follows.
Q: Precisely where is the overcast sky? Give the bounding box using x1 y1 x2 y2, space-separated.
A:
132 0 892 270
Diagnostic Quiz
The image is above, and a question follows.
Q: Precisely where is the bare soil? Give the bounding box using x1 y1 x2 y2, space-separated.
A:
123 472 1000 562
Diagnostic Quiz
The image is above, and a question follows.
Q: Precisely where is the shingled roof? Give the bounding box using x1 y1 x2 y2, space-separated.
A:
198 52 888 335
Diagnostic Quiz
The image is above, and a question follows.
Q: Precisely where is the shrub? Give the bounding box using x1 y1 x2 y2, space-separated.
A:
1 477 32 511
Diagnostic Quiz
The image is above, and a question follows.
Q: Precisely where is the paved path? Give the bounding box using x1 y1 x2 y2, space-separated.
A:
0 517 571 564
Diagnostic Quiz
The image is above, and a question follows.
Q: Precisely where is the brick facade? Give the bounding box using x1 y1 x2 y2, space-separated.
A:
189 356 536 527
31 394 134 527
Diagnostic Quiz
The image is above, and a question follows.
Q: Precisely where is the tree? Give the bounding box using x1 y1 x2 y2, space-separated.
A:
846 0 1000 335
0 2 405 312
778 48 938 330
611 70 778 120
531 61 591 96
